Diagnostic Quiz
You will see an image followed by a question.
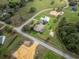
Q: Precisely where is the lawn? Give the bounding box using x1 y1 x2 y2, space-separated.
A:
17 0 66 15
63 5 79 23
42 50 64 59
10 0 66 27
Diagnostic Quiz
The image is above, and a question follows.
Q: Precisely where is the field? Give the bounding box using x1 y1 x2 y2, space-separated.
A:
9 0 66 27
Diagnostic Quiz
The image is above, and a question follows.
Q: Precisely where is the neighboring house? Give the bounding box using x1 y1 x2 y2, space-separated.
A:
34 16 50 32
0 36 6 45
50 11 64 17
71 5 77 11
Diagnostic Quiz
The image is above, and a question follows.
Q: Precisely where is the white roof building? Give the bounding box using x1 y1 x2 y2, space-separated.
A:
0 36 6 44
41 16 50 22
34 16 50 32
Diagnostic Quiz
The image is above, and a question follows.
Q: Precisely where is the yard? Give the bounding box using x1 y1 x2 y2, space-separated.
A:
22 9 67 52
62 5 79 23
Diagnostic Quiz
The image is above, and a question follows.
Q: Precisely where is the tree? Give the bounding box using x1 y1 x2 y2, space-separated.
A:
29 7 36 13
50 1 54 5
28 0 34 2
56 18 79 55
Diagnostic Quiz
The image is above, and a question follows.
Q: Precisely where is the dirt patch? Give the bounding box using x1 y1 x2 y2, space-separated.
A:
13 42 38 59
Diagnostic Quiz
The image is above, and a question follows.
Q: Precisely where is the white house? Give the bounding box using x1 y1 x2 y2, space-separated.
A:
41 16 50 22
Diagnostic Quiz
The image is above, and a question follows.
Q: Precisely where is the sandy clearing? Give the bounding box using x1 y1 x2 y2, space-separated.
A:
13 42 38 59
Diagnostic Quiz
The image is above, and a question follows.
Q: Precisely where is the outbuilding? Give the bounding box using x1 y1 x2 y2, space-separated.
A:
0 36 6 45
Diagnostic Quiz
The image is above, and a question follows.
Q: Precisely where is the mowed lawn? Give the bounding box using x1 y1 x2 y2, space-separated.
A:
63 6 79 23
42 50 64 59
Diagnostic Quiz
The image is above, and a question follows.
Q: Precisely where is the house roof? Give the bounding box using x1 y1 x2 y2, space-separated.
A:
0 36 6 44
41 16 50 22
34 23 45 32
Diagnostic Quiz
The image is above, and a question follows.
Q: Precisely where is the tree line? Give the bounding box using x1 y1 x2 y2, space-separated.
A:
56 17 79 55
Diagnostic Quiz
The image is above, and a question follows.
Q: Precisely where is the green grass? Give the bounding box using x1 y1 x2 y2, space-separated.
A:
63 6 79 23
8 0 66 15
42 50 64 59
9 0 21 3
10 0 65 25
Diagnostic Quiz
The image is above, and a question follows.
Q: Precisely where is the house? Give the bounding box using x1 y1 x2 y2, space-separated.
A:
40 16 50 25
34 16 50 32
34 23 45 32
71 5 77 11
0 36 6 44
41 16 50 22
50 11 64 17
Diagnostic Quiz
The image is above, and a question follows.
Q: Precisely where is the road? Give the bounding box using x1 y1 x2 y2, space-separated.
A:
14 28 75 59
0 0 76 59
13 1 75 58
